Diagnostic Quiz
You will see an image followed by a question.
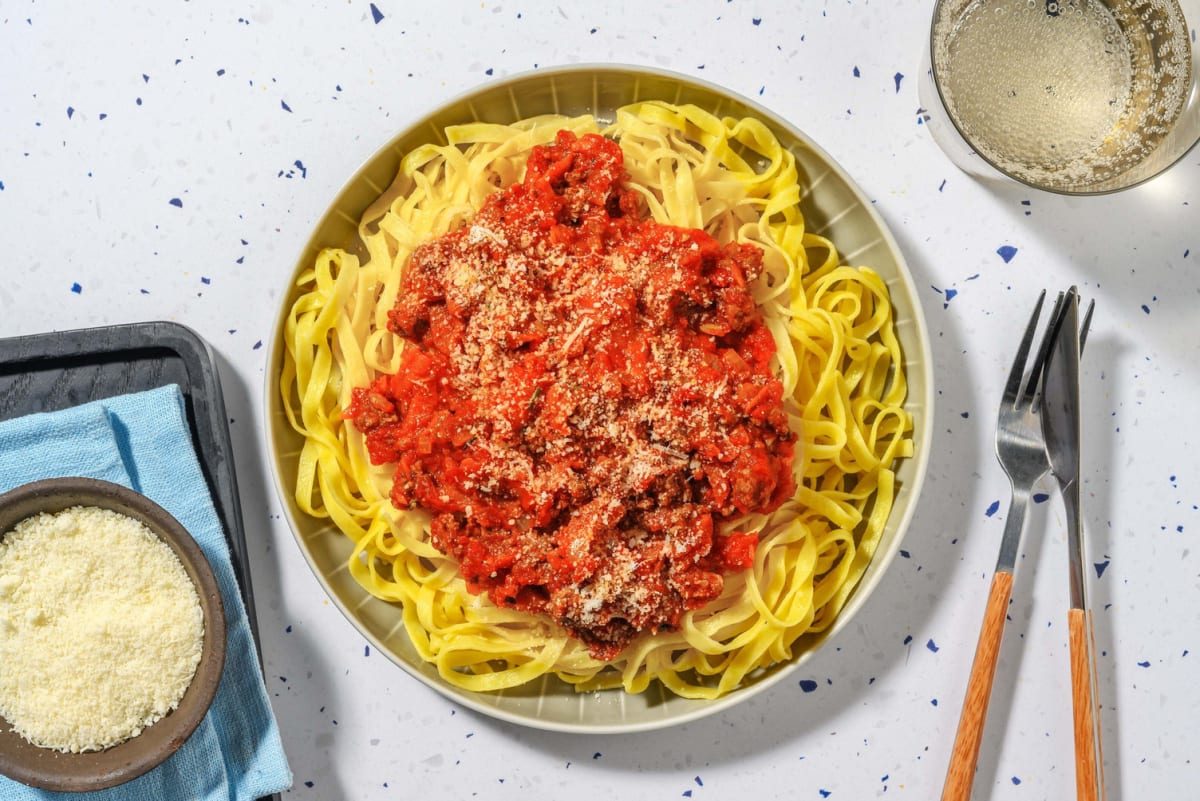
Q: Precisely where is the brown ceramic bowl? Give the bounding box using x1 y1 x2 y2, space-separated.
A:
0 477 225 792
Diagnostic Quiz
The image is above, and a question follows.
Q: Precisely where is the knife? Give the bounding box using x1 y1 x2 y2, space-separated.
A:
1040 286 1105 801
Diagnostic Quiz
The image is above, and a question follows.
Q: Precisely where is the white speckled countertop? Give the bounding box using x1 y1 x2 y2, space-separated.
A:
2 2 1198 799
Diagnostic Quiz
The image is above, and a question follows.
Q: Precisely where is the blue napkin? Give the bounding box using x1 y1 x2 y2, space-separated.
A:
0 385 292 800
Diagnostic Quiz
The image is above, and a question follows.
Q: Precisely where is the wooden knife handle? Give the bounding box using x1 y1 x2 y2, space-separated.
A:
941 570 1014 801
1069 607 1106 801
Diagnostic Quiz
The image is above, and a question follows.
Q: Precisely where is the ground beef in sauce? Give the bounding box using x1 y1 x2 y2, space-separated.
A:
347 130 796 659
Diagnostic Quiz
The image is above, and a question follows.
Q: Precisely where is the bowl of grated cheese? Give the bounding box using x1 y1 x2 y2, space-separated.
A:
0 477 225 792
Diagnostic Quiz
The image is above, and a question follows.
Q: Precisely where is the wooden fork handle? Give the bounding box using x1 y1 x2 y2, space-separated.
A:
1069 607 1106 800
941 570 1014 801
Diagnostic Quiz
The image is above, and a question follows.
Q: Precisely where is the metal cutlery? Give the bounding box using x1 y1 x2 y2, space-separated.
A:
1041 287 1104 801
941 288 1098 801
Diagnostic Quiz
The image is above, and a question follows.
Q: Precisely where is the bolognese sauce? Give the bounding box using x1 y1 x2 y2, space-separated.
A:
347 130 796 659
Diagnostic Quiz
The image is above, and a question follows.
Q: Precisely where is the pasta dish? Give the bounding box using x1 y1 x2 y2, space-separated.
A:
281 101 912 699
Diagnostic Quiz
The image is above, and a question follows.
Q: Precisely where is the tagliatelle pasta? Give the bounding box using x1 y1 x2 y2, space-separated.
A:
280 101 913 699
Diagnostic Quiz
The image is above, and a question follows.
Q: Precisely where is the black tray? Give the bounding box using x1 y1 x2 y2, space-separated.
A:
0 321 278 801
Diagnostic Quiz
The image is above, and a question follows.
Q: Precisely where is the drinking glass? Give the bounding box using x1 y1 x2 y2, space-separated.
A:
920 0 1200 194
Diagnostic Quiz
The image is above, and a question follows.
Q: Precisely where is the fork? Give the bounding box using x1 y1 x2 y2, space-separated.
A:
941 289 1093 801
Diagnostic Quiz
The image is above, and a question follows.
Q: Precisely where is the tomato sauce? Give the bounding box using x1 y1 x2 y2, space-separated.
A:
347 130 796 659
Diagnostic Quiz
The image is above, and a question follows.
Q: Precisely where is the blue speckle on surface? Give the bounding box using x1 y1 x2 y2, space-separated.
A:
593 752 602 759
931 698 938 706
1138 660 1151 667
169 197 182 208
894 72 904 92
217 68 226 76
70 282 82 294
927 639 939 653
1142 304 1151 314
931 284 957 309
1012 776 1022 785
281 99 293 112
253 340 263 350
1094 560 1110 578
142 73 150 83
66 106 75 119
683 792 692 798
0 181 5 191
694 776 703 786
903 634 913 645
201 276 212 285
799 679 818 693
899 549 910 558
997 245 1018 263
370 2 384 23
485 67 494 76
1032 492 1049 504
294 159 307 178
986 500 1000 517
820 790 832 798
853 65 860 77
752 17 762 26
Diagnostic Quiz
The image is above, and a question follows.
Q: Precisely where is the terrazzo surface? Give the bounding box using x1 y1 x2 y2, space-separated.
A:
2 2 1198 798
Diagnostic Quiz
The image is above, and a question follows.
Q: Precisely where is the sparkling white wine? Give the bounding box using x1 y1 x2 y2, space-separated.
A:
931 0 1192 192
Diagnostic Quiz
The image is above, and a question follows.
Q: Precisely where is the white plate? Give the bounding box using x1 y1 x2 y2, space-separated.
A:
266 64 934 733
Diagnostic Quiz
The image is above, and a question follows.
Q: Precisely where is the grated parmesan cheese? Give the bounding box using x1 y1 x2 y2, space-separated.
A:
352 130 796 659
0 505 205 753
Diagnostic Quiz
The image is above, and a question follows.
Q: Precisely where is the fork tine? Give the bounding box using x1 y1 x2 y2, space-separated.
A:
1022 290 1066 406
1003 289 1047 406
1079 298 1095 355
